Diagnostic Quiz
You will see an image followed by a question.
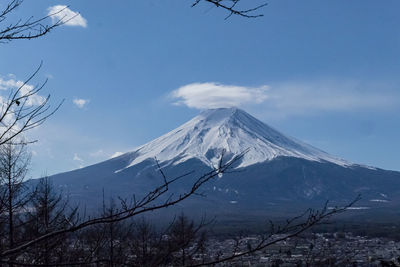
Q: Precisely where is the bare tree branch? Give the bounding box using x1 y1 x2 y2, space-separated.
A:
191 195 361 266
192 0 268 19
0 0 74 42
0 151 246 258
0 62 64 146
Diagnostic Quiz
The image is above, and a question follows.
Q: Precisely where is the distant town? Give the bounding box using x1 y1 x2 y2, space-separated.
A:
187 232 400 266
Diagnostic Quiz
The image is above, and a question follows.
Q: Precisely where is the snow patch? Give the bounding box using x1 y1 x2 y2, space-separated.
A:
328 206 370 210
370 199 389 203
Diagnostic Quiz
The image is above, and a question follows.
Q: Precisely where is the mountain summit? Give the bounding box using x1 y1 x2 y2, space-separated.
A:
118 107 349 172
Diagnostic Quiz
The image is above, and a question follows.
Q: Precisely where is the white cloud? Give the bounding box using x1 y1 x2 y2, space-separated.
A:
171 82 269 109
0 77 24 90
73 153 83 162
47 5 87 28
0 75 48 142
0 77 46 106
110 152 124 158
73 98 89 108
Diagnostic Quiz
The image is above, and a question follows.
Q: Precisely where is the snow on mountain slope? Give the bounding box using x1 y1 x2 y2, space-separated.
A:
117 108 351 172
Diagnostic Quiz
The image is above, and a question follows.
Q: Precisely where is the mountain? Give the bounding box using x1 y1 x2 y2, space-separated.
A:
42 108 400 221
117 107 350 171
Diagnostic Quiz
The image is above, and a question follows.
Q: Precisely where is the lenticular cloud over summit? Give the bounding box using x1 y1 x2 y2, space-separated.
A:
171 82 269 109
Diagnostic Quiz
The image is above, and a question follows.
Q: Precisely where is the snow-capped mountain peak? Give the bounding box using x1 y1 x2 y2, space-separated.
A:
118 107 350 171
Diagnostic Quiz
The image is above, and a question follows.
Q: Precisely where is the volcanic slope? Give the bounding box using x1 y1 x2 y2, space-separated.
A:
46 108 400 218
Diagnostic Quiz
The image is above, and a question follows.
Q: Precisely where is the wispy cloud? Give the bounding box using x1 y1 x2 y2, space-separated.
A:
73 153 84 168
171 80 399 117
47 5 87 28
89 149 106 158
110 152 124 158
73 153 83 162
171 82 269 109
264 80 399 116
73 98 89 108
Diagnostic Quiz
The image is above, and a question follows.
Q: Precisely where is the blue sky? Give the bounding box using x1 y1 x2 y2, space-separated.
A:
0 0 399 177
